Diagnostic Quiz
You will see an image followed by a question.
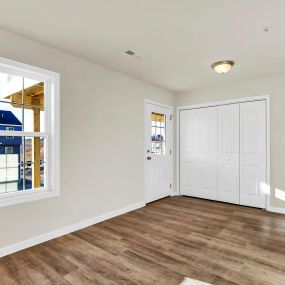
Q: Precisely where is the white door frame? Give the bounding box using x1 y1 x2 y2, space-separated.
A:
144 100 174 202
176 95 271 210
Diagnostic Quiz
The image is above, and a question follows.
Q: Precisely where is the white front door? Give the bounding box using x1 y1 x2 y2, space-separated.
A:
180 107 218 200
145 102 172 203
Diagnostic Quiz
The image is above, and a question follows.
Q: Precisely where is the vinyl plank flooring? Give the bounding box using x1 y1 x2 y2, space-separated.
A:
0 197 285 285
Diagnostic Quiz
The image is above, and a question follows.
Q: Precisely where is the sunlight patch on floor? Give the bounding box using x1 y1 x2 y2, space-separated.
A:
179 277 213 285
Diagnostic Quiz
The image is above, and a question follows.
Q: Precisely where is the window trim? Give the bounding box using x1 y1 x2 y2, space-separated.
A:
0 57 60 208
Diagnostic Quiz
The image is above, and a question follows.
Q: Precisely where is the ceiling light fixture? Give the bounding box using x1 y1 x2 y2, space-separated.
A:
211 60 234 74
125 50 135 56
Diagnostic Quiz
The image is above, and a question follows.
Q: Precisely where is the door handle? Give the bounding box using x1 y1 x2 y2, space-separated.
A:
147 156 152 160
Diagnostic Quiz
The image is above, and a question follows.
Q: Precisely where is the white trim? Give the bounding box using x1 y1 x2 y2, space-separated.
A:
0 57 60 208
0 131 48 137
267 206 285 215
0 188 57 208
177 95 271 209
176 106 181 196
145 99 173 110
0 57 58 81
265 98 271 211
177 95 269 110
0 201 146 258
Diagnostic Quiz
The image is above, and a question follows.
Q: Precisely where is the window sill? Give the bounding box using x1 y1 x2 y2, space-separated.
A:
0 188 59 208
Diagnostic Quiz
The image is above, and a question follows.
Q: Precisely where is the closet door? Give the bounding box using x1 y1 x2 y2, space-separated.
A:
180 107 218 200
218 104 240 204
240 100 266 208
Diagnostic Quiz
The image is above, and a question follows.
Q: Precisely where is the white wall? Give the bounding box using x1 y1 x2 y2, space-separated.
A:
176 74 285 209
0 29 175 249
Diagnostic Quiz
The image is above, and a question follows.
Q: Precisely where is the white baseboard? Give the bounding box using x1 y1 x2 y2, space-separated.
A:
0 201 146 258
267 206 285 214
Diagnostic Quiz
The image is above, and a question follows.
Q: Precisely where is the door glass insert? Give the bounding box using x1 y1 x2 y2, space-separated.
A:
151 112 166 155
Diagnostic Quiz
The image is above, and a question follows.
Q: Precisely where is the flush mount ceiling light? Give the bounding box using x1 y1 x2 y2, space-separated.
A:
211 60 234 74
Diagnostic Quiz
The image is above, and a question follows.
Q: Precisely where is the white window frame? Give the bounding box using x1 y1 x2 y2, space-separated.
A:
0 57 60 208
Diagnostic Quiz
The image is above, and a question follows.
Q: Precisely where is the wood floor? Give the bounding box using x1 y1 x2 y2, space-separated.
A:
1 197 285 285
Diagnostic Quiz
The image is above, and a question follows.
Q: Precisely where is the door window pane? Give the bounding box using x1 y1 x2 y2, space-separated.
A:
151 112 166 155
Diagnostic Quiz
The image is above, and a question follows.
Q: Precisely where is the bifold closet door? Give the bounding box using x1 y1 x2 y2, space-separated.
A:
240 100 266 208
180 107 218 200
218 104 240 204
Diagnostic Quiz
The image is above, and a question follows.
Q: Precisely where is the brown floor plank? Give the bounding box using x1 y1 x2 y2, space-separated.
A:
0 197 284 285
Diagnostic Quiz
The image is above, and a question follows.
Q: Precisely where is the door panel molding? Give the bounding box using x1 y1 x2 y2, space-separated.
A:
240 100 266 208
218 104 240 204
180 107 218 200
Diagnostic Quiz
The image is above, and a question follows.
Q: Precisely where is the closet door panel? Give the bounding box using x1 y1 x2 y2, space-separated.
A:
218 104 240 204
180 107 218 200
240 100 266 208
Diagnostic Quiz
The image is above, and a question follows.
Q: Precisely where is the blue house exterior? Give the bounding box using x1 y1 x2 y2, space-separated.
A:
0 110 22 183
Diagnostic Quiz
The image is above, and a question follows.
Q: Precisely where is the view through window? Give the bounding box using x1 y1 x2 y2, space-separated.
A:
151 112 166 155
0 72 46 194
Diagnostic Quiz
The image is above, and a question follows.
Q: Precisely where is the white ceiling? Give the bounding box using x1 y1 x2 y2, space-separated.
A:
0 0 285 92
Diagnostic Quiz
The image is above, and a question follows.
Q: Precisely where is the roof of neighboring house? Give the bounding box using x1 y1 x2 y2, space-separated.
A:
0 111 22 126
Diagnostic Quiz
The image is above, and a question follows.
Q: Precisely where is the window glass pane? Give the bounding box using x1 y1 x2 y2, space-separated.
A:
0 101 23 132
23 162 45 190
40 162 45 188
23 79 44 106
0 72 23 103
0 182 22 194
156 127 161 141
24 107 45 132
23 137 45 190
23 79 45 132
161 128 165 142
0 135 24 194
151 127 156 140
151 112 166 155
162 142 166 154
0 136 46 193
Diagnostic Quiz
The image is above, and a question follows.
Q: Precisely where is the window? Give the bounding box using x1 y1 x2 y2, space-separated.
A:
151 112 166 155
0 58 60 207
5 147 13 154
6 127 14 139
